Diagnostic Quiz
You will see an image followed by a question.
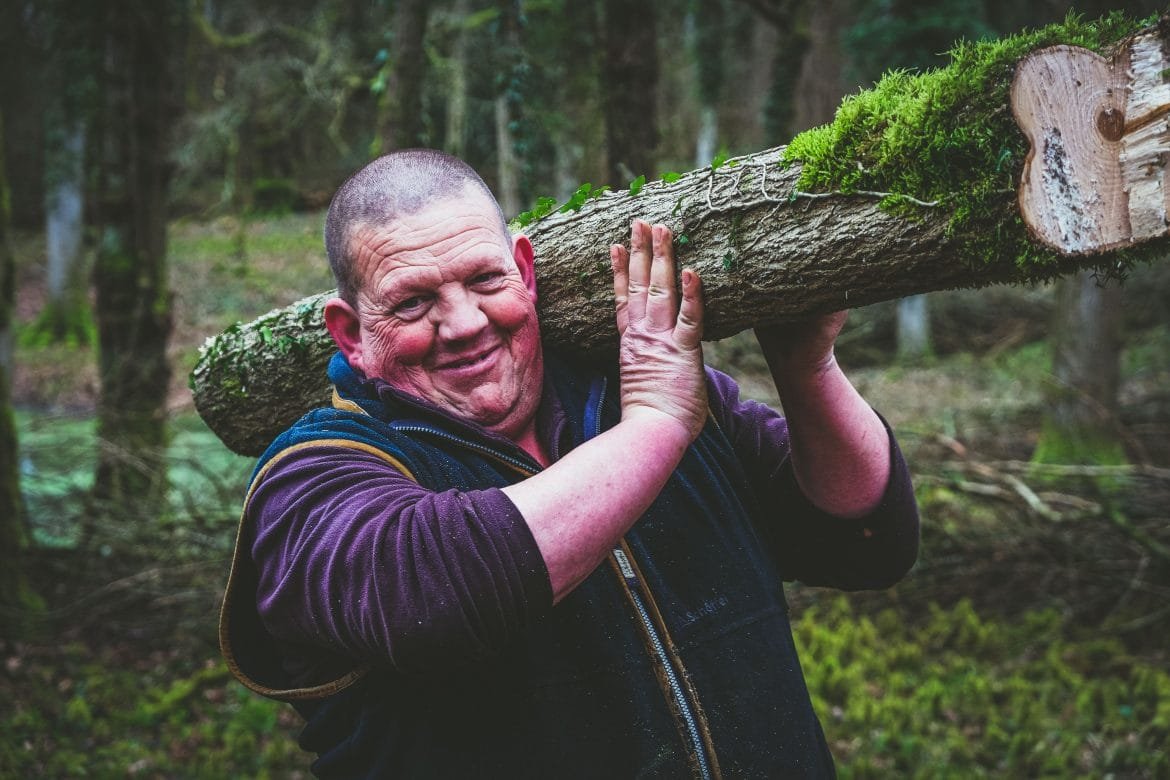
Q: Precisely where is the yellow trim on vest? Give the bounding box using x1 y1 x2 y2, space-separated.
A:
219 439 417 701
332 387 370 416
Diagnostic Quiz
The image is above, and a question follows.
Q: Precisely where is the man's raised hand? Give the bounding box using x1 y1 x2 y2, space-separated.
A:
610 220 707 442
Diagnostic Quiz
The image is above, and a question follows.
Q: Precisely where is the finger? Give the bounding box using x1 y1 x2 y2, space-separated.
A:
611 244 630 335
673 269 704 349
645 224 679 332
625 219 652 324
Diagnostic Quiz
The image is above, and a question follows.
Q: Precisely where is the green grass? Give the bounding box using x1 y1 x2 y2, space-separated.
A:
17 410 252 550
799 598 1170 777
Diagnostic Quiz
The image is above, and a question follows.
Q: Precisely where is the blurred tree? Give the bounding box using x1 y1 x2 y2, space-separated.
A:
602 0 660 186
178 1 376 216
741 0 813 144
444 0 473 160
846 0 994 363
493 0 527 217
1 105 32 637
1034 272 1125 464
692 0 726 166
0 3 48 229
91 0 188 518
518 0 606 199
788 0 838 134
29 3 100 346
374 0 431 153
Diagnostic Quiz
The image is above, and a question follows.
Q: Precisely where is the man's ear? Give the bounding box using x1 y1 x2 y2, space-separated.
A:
324 297 364 372
512 234 538 304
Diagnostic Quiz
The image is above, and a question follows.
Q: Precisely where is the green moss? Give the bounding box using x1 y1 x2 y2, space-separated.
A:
782 11 1160 276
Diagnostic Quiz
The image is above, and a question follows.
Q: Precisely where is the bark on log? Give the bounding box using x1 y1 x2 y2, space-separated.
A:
193 17 1170 456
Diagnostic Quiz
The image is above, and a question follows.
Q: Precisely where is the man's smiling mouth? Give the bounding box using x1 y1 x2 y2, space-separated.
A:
438 345 500 371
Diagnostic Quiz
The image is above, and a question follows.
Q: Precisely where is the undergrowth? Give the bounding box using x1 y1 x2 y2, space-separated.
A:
798 597 1170 777
4 598 1166 777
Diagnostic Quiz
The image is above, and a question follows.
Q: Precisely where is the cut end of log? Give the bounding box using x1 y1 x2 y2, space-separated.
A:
1012 27 1170 255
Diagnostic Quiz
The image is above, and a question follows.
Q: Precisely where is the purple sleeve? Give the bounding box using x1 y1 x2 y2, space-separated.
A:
706 367 919 590
247 446 553 673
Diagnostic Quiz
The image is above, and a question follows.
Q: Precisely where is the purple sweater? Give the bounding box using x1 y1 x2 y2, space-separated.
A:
248 367 917 673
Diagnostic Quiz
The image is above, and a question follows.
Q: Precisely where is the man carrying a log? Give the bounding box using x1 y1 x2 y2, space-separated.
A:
220 149 919 778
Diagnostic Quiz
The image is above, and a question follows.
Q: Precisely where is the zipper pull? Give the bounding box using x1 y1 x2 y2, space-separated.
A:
612 547 638 586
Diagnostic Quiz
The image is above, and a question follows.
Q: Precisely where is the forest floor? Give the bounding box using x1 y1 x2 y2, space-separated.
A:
5 213 1170 777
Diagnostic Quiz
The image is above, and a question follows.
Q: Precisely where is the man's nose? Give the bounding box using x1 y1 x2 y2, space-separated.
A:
434 292 489 342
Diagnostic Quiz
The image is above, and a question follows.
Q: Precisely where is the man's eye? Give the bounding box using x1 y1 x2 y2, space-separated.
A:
393 296 429 317
471 272 503 288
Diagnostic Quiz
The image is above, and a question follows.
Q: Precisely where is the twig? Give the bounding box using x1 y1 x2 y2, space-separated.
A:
791 190 940 208
1002 474 1060 521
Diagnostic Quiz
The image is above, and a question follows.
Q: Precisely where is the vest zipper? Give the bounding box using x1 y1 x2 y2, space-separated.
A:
612 547 715 780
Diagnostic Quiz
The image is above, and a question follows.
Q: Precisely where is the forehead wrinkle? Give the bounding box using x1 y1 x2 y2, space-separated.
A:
353 208 508 267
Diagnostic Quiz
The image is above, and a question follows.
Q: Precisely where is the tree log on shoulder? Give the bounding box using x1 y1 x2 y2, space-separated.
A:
193 14 1170 456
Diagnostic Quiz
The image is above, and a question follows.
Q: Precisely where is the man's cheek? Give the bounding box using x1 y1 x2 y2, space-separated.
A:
488 293 537 332
372 327 432 371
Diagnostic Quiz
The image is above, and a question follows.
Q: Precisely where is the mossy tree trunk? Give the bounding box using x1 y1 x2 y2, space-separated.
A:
91 0 187 519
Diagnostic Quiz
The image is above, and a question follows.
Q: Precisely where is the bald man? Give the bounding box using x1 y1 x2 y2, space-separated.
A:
221 149 918 779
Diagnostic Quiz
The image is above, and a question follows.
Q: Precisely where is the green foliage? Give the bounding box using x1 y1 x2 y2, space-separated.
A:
511 183 610 229
782 11 1155 276
628 174 646 197
250 178 299 215
796 597 1170 776
513 195 558 228
1 652 302 777
560 182 609 213
20 300 95 349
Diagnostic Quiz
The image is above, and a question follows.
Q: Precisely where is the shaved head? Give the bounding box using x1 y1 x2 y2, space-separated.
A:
325 149 509 304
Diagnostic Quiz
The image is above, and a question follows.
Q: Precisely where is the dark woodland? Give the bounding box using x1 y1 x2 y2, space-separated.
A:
2 0 1169 775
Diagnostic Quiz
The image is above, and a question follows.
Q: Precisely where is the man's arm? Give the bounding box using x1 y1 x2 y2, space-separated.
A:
755 314 891 518
503 221 708 602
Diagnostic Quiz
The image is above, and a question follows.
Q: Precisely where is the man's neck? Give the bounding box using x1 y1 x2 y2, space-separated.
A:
514 423 551 469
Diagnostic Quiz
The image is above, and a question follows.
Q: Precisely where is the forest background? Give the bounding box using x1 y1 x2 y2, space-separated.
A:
1 0 1169 776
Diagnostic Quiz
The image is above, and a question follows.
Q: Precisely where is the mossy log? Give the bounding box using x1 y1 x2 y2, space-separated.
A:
193 14 1170 456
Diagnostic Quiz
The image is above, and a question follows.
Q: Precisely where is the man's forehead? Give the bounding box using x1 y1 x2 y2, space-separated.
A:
351 191 508 253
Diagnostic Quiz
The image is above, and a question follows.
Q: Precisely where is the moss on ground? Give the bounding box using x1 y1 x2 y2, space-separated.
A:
783 11 1162 277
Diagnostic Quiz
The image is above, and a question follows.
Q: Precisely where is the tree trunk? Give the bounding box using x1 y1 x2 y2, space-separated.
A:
375 0 429 153
0 108 35 637
191 17 1170 456
692 0 724 167
896 295 932 362
445 0 471 159
602 0 659 185
493 0 526 218
1034 271 1126 464
39 117 91 344
91 1 186 515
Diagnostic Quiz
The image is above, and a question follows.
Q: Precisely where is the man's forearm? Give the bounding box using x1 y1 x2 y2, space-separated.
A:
768 354 891 519
502 412 692 602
